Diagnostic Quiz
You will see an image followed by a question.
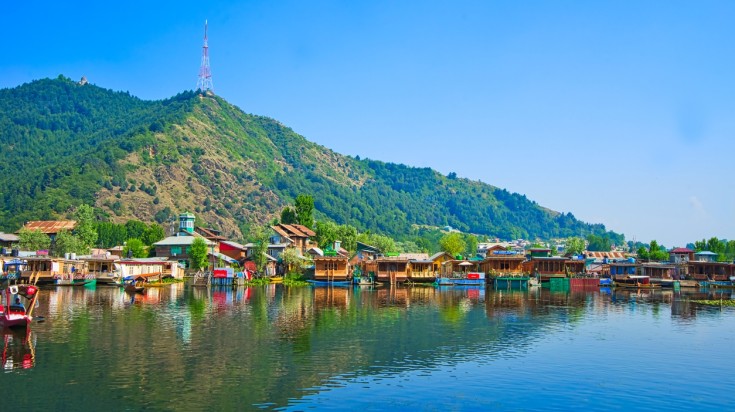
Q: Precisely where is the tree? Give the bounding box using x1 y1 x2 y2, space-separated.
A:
464 234 479 258
357 233 397 254
249 225 271 276
53 229 86 256
280 207 297 225
74 204 98 250
439 233 466 257
189 238 209 271
566 237 586 256
586 234 611 252
637 246 649 260
648 240 669 261
294 194 315 229
142 224 165 245
281 248 303 274
122 238 148 258
16 228 51 252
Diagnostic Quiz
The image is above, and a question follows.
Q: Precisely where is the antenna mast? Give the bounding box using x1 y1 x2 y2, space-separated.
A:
196 20 214 93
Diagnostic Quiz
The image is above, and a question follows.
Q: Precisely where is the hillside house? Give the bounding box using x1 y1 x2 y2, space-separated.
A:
270 224 316 255
20 220 76 242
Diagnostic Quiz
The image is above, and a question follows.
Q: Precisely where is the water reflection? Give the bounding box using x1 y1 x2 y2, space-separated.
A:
1 328 35 371
6 284 735 411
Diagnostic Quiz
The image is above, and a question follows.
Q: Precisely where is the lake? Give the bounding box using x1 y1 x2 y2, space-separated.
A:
2 284 734 411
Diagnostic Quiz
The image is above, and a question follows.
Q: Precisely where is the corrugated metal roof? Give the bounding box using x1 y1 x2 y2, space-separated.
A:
153 235 214 246
280 224 307 238
22 220 76 234
670 248 694 253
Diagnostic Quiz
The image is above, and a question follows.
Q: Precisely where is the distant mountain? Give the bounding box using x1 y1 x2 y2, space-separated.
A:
0 76 622 243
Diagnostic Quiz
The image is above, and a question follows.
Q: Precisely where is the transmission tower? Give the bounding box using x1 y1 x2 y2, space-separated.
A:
196 20 214 93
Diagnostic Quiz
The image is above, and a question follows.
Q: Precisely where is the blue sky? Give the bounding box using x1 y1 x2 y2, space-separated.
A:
4 1 735 247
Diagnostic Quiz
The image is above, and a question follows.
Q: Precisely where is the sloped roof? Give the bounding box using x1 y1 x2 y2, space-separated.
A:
585 251 628 259
0 232 19 242
281 224 307 237
399 253 429 260
196 226 226 240
695 251 717 255
220 240 247 251
21 220 76 234
291 224 316 237
670 248 694 253
153 235 214 246
271 225 291 239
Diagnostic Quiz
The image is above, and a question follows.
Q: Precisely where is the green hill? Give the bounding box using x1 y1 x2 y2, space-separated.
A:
0 76 621 243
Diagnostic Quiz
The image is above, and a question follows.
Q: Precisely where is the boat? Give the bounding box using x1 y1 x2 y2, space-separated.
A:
702 281 735 288
493 276 531 289
650 278 680 288
306 279 353 287
435 272 486 286
0 285 38 329
354 275 377 285
269 276 283 284
124 282 145 294
56 274 97 287
613 275 660 289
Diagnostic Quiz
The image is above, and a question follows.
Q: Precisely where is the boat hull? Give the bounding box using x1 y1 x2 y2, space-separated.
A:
306 280 352 287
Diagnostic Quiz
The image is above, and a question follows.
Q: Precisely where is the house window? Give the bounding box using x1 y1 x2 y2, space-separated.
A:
171 246 182 255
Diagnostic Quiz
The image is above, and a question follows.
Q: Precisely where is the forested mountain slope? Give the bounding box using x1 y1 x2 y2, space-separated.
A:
0 76 621 243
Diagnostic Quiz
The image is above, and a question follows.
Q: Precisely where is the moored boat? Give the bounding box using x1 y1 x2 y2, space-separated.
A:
613 275 660 288
0 285 38 329
435 272 486 286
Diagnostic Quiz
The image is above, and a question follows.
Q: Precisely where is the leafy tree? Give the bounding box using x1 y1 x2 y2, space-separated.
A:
17 228 51 252
648 240 669 261
464 234 479 258
142 224 165 245
280 207 297 225
122 238 147 258
249 225 271 276
294 194 315 229
637 246 649 260
73 204 98 250
439 232 466 257
189 237 209 270
281 247 303 274
566 237 586 256
53 229 86 256
586 234 611 252
357 232 396 254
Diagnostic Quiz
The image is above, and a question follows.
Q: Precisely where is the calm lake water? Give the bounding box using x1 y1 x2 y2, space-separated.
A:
2 284 734 411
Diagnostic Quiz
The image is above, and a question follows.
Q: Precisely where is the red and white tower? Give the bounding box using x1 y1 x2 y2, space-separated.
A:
196 20 214 92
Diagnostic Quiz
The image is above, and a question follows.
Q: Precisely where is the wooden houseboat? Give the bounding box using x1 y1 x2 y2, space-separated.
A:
21 256 87 285
375 256 411 284
312 254 351 283
408 252 453 283
480 250 525 277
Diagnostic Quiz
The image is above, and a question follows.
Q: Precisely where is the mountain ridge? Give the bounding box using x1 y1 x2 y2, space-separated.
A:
0 76 622 244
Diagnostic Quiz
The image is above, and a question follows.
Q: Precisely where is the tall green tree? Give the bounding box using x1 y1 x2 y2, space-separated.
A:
280 207 297 225
566 237 586 256
142 224 165 245
189 238 209 270
17 228 51 252
53 229 86 256
250 225 271 276
586 234 611 252
439 232 466 257
281 247 303 274
73 204 98 250
464 234 479 258
122 238 148 258
294 194 315 229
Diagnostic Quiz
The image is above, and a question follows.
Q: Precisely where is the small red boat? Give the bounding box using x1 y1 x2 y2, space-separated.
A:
0 285 38 329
